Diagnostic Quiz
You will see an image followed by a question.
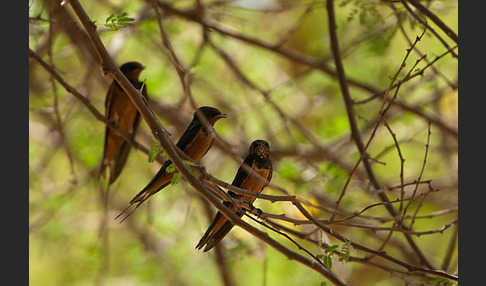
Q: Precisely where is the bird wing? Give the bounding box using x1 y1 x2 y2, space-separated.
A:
101 81 146 184
229 155 254 194
129 160 173 204
175 119 201 151
100 83 120 181
196 156 263 251
195 201 240 252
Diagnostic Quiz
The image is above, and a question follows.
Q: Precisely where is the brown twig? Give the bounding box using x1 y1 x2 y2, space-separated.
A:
325 1 433 268
65 1 348 283
155 1 457 139
46 12 77 184
404 0 458 43
399 0 457 58
403 122 432 224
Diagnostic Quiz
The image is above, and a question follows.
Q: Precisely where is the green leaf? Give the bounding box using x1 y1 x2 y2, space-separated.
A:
324 244 339 254
120 17 135 23
148 141 161 163
106 14 115 22
323 255 332 269
104 12 135 31
188 167 198 177
339 241 351 262
171 173 181 185
166 164 176 173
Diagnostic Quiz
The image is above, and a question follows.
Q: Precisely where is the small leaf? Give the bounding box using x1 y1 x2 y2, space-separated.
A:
148 141 161 163
339 240 351 262
166 164 176 173
106 14 115 22
324 244 339 254
188 167 198 177
120 17 135 22
323 255 332 269
171 173 181 185
104 12 135 31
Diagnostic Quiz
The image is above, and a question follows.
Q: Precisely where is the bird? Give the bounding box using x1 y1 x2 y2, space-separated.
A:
196 139 272 252
116 106 227 221
99 61 147 185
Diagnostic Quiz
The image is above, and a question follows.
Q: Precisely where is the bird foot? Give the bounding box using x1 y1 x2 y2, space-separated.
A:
249 204 263 218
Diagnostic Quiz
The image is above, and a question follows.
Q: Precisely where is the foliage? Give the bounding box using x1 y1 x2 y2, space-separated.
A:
104 12 135 31
29 0 458 285
148 140 162 162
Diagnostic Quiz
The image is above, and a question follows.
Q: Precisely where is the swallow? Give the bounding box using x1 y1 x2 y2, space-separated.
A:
196 140 272 252
99 61 148 185
116 106 227 221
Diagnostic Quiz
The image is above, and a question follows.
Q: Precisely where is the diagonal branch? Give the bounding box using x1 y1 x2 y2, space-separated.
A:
64 1 348 284
405 0 458 43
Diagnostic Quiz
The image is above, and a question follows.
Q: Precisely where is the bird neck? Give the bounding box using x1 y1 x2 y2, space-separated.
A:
251 155 271 169
114 78 141 90
195 120 215 135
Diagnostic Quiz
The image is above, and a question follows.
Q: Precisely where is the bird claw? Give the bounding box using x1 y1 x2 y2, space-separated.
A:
249 204 263 218
100 63 112 77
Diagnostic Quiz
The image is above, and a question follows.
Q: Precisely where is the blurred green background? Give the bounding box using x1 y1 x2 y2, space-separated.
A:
29 0 457 285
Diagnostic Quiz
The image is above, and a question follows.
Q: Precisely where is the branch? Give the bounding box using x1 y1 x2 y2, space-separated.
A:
325 0 433 269
65 1 348 284
405 0 458 43
155 1 457 138
399 0 457 58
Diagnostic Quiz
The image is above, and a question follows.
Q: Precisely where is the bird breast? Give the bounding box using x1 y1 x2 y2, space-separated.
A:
239 164 270 203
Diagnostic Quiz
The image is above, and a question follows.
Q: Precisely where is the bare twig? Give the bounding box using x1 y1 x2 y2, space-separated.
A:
325 0 433 268
65 1 349 283
404 0 458 43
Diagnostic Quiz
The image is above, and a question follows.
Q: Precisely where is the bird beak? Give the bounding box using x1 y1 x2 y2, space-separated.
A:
215 113 227 119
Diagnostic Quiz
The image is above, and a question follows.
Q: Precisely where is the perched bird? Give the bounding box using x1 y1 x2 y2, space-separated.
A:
116 106 227 221
99 61 147 185
196 140 272 252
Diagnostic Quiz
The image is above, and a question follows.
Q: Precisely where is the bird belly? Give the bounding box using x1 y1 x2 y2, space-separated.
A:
116 94 138 133
104 94 138 162
239 167 270 203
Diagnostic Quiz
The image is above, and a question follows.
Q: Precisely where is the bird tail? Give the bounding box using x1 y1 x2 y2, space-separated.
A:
196 211 223 250
115 161 173 223
202 220 235 252
109 141 131 184
196 202 241 252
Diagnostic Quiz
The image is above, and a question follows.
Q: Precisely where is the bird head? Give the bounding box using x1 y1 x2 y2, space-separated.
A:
195 106 227 125
120 61 145 81
249 140 270 160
